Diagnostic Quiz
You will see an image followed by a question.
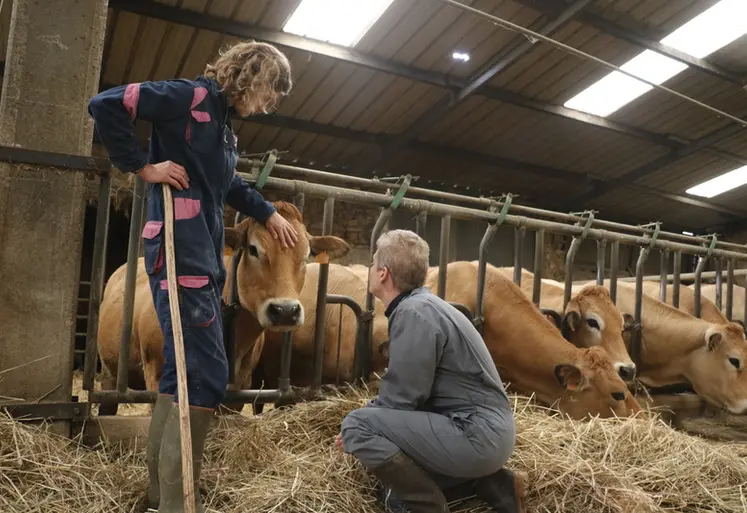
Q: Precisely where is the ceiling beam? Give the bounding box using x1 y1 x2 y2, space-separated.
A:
515 0 746 86
107 0 747 169
370 0 592 168
572 118 747 204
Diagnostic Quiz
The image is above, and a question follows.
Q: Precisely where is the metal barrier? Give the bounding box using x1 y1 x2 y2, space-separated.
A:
6 146 747 422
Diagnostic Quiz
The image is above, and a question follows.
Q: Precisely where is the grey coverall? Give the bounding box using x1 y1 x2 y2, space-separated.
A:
341 286 516 494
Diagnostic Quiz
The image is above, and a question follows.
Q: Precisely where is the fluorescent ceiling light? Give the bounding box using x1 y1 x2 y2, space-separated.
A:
685 166 747 198
682 231 694 236
452 51 470 62
564 0 747 117
283 0 395 47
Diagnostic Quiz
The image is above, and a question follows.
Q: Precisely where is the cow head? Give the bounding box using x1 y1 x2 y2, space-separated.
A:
553 346 642 419
224 201 350 330
543 285 637 383
685 322 747 415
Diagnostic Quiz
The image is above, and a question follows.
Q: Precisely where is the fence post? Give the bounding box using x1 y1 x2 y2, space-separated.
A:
476 195 512 334
564 211 594 310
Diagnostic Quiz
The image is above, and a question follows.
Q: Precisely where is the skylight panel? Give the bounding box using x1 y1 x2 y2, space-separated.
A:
685 166 747 198
564 0 747 117
283 0 395 47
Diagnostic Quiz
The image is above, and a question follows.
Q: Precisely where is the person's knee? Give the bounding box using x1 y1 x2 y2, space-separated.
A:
341 408 374 446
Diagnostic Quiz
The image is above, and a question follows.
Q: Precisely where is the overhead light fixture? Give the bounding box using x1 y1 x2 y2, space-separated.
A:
564 0 747 117
685 165 747 198
282 0 395 47
452 51 470 62
682 231 694 236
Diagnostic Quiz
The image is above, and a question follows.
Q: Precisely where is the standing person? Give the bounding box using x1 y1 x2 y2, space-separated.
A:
88 41 299 513
336 230 525 513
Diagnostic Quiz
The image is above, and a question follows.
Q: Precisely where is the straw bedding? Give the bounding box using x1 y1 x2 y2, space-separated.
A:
1 389 746 513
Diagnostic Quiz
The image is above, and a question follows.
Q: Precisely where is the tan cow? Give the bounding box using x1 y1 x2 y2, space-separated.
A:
594 280 747 415
426 261 642 420
95 201 350 415
496 267 637 382
641 282 729 325
699 283 746 325
257 263 390 393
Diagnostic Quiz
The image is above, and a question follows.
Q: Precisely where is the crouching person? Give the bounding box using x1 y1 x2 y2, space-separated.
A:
336 230 526 513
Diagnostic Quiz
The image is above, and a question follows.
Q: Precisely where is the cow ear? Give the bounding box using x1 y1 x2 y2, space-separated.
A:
309 235 350 259
554 363 589 392
541 309 563 329
705 329 723 351
225 227 243 250
562 310 582 332
623 313 636 331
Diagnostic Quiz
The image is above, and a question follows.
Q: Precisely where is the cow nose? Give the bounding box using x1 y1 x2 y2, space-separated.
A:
618 364 637 382
267 302 302 326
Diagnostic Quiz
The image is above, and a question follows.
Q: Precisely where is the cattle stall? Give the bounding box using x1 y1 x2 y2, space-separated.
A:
2 146 747 443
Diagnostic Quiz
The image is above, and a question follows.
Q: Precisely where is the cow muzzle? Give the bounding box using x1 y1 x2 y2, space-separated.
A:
615 363 637 382
259 299 304 329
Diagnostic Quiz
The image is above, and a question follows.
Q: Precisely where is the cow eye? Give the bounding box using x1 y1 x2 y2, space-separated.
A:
586 319 600 330
611 391 625 401
248 244 259 258
729 357 740 370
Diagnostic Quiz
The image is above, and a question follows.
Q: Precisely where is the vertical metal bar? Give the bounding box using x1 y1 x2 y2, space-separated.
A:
116 177 146 393
715 258 723 310
609 241 619 304
293 192 305 215
437 215 451 299
564 237 584 310
726 259 735 320
83 174 111 392
743 276 747 327
322 197 334 235
476 223 499 333
278 331 293 395
226 212 245 386
672 251 682 308
596 239 606 286
659 250 668 302
532 230 544 306
311 261 330 392
335 306 343 386
693 256 708 318
416 211 427 237
513 227 525 285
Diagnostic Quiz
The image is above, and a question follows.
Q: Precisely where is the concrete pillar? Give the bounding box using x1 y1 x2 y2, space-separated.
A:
0 0 108 435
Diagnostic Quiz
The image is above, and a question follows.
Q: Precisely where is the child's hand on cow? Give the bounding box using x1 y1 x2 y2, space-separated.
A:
266 211 299 248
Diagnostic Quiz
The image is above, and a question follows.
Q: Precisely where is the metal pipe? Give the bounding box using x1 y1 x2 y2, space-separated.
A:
596 239 606 286
743 277 747 326
476 223 500 332
615 268 747 283
364 209 392 381
715 259 723 310
564 213 593 309
83 174 112 392
609 241 619 304
116 177 146 393
438 215 451 299
226 212 246 385
514 227 525 285
294 192 305 215
416 211 427 237
311 259 331 392
322 197 334 235
236 174 747 262
659 250 668 302
278 332 293 394
693 256 708 318
532 230 544 306
672 251 681 308
726 259 735 321
237 158 747 253
90 388 297 404
326 294 365 383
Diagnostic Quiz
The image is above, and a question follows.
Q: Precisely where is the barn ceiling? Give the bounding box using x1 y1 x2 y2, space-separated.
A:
2 0 747 235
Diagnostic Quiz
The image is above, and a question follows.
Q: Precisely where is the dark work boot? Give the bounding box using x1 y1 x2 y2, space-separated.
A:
473 467 527 513
144 394 173 510
369 451 450 513
157 404 215 513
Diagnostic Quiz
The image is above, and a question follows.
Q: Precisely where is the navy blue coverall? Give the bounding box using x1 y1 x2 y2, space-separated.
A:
88 76 276 409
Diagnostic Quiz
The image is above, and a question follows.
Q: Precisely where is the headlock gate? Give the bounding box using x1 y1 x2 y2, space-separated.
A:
2 145 747 426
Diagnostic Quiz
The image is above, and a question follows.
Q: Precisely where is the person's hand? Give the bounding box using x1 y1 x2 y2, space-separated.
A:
266 211 299 248
334 432 343 449
137 161 190 190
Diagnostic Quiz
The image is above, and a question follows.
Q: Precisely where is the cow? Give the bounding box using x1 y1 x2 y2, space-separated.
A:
699 283 746 326
425 261 642 420
496 267 637 382
641 281 729 325
591 280 747 415
257 263 391 395
95 201 350 415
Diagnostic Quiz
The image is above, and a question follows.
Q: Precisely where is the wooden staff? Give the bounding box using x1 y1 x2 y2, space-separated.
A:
162 183 197 513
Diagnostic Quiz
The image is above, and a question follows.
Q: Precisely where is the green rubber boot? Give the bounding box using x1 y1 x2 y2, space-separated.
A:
144 394 173 510
157 404 214 513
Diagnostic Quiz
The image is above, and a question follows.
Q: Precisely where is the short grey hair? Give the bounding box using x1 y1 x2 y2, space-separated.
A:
374 229 430 292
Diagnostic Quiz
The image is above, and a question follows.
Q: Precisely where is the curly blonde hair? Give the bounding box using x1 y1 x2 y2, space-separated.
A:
204 41 292 114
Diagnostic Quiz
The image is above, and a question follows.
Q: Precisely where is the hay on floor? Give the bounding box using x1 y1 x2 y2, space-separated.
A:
1 388 747 513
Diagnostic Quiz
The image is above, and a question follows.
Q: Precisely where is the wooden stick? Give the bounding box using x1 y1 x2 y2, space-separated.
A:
162 183 197 513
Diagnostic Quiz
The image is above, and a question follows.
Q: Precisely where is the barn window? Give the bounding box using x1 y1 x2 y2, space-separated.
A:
686 165 747 198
